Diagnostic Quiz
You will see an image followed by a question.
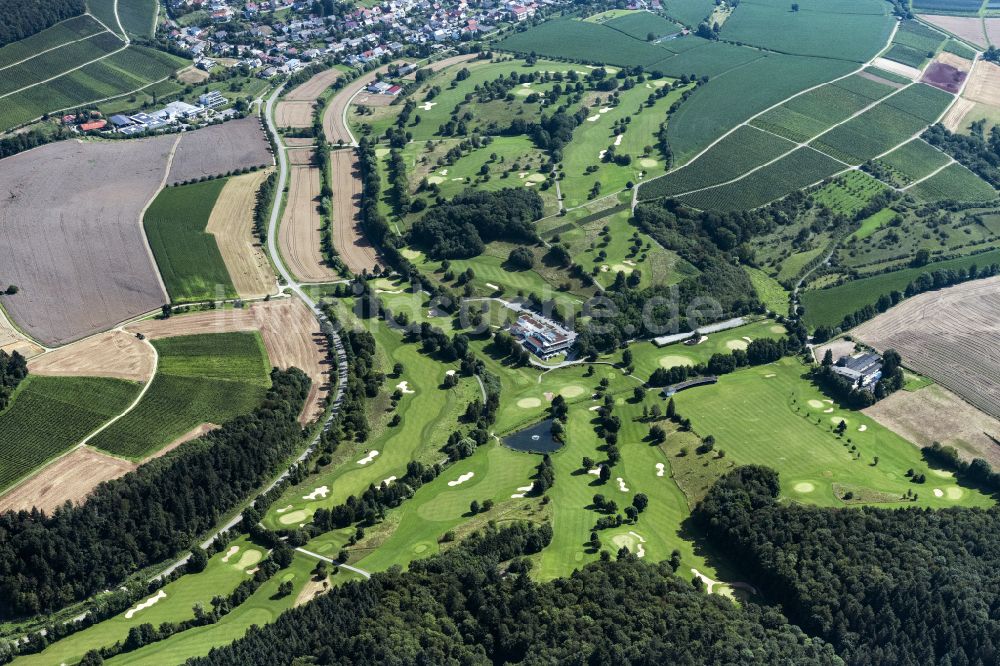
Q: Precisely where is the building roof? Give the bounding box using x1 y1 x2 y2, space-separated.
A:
839 352 881 373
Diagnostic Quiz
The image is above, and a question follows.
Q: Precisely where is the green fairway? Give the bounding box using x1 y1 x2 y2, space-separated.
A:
0 375 140 492
671 357 994 508
89 333 271 459
144 179 238 304
16 536 266 666
262 319 478 530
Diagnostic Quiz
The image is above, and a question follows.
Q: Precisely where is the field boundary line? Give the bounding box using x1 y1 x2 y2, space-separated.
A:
0 43 129 100
0 21 113 72
75 334 159 448
138 134 181 302
900 156 958 190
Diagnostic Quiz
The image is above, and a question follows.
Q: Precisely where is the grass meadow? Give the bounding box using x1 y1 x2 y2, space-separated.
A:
90 332 271 459
0 376 140 492
144 179 238 304
745 267 790 315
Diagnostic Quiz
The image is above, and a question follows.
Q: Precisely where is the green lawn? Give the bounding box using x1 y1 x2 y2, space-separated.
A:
16 536 266 666
745 266 790 315
671 357 994 508
144 179 238 304
0 375 140 492
850 208 896 240
89 333 271 459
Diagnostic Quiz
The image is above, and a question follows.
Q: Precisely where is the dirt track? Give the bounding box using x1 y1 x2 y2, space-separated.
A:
322 64 393 145
29 329 155 382
280 165 339 282
0 446 136 514
126 299 329 424
852 276 1000 419
331 149 378 274
206 170 275 298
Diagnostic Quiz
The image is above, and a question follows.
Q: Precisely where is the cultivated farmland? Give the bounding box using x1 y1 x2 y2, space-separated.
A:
167 117 273 184
918 14 989 48
88 332 272 459
852 276 1000 419
29 329 156 383
0 15 105 67
331 149 379 274
910 163 998 203
0 375 141 492
281 164 339 282
873 138 951 185
750 78 886 143
205 169 276 298
145 179 238 303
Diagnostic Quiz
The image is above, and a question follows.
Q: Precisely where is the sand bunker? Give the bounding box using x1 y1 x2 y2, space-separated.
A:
934 488 944 497
445 369 456 377
725 339 748 351
858 425 867 432
598 149 607 159
276 505 293 514
830 417 847 425
221 545 240 562
614 135 623 146
588 467 602 476
617 477 629 492
517 397 542 408
448 472 475 487
560 385 585 398
823 408 834 413
793 482 815 493
764 373 776 378
807 399 824 409
420 101 437 110
655 462 665 477
303 485 329 500
485 282 500 290
357 450 380 465
381 475 397 485
587 114 600 122
396 380 415 394
659 355 693 368
589 405 602 411
510 484 534 499
125 590 166 619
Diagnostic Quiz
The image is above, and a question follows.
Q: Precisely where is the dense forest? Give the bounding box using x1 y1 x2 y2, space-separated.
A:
191 522 841 665
694 466 1000 665
408 188 543 259
0 349 27 411
0 0 84 47
0 368 310 618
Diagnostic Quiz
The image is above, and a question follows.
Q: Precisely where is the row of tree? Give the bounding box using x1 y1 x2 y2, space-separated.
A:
0 349 27 411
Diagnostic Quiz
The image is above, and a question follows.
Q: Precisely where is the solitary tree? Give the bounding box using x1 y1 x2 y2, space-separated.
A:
791 2 799 10
4 285 17 295
470 499 481 514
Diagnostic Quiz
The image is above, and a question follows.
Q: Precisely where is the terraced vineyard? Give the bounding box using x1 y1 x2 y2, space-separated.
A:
0 15 106 68
871 138 951 186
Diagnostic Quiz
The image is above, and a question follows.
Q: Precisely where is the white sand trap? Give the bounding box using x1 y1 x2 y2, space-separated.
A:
946 487 963 500
448 472 474 487
525 181 536 187
934 488 944 497
588 467 602 476
725 339 748 351
793 482 815 493
439 169 448 175
518 172 528 178
742 336 753 343
544 391 555 401
427 175 444 184
598 149 607 159
303 485 329 500
521 82 532 87
275 504 293 514
125 590 167 619
587 114 600 122
617 477 629 492
278 509 307 525
396 381 415 394
764 373 776 378
445 369 456 377
485 282 499 290
655 462 665 477
858 425 867 432
221 545 240 562
623 259 636 266
931 469 954 478
659 355 693 368
823 408 834 413
807 399 824 409
245 567 258 575
517 397 542 408
589 405 602 411
614 134 623 146
357 450 380 465
600 264 610 272
381 475 397 485
823 400 834 404
646 83 652 88
451 177 464 181
636 543 645 558
560 385 585 398
599 107 611 113
511 484 534 499
639 158 657 168
420 101 437 110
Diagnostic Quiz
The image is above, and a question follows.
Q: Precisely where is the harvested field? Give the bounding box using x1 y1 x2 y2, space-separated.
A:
852 276 1000 419
275 100 315 128
280 165 338 282
412 52 478 77
942 96 977 131
353 93 397 107
918 14 988 48
29 329 155 382
0 136 172 346
127 299 328 423
287 147 315 165
323 63 396 145
177 66 210 84
0 445 136 514
865 384 1000 468
331 149 379 274
921 61 967 93
872 57 921 81
206 170 276 298
167 118 273 185
284 137 316 147
0 307 43 357
284 67 341 101
962 60 1000 107
987 18 1000 46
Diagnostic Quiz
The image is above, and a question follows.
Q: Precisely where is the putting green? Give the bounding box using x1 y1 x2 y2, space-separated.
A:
725 339 748 351
278 510 307 525
517 397 542 408
235 549 262 569
610 264 634 273
400 248 422 260
525 173 546 183
559 385 585 398
658 355 694 368
413 543 430 554
639 158 658 168
931 469 954 478
946 486 964 500
769 325 785 333
807 399 824 409
793 481 815 493
427 175 445 185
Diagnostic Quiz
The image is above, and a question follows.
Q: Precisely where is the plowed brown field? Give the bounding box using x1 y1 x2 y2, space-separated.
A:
167 117 273 185
29 329 155 382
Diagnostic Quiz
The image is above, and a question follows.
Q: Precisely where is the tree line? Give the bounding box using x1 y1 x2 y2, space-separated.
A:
694 465 1000 665
0 368 310 619
0 349 27 412
923 123 1000 190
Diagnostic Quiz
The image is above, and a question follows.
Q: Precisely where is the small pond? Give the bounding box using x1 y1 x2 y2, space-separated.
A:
502 419 563 454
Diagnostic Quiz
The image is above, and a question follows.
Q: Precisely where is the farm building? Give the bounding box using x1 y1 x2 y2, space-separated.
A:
510 313 576 359
832 352 883 388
